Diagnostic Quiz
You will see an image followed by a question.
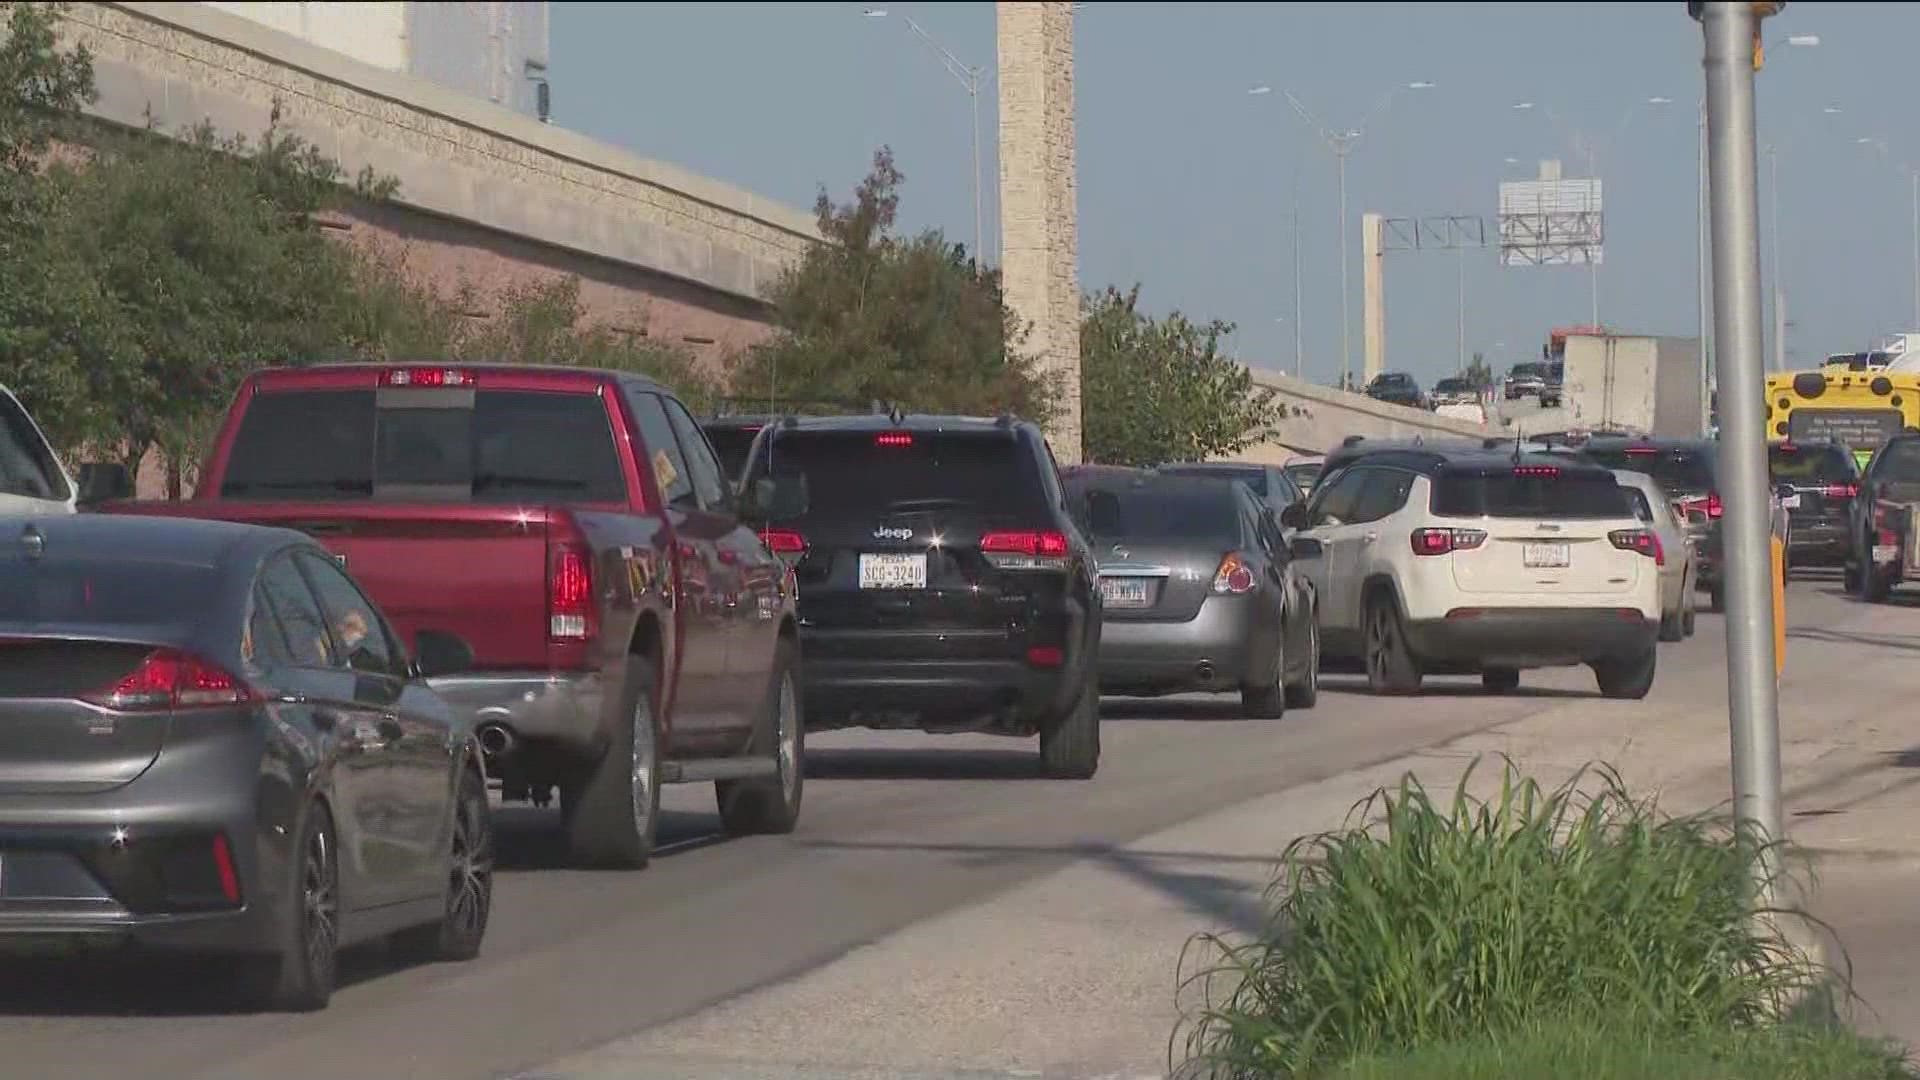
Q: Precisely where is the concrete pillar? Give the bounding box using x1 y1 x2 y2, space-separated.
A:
1362 212 1387 382
996 1 1081 462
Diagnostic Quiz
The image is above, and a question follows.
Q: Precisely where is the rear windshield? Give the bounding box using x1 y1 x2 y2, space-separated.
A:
1510 364 1546 378
1160 466 1266 496
0 557 215 625
1584 448 1716 494
752 430 1047 521
1431 470 1632 519
1769 444 1856 482
1069 484 1242 543
1875 439 1920 481
702 424 762 480
1434 379 1469 393
219 388 627 503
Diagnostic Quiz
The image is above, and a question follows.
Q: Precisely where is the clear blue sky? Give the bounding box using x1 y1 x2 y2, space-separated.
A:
551 1 1920 386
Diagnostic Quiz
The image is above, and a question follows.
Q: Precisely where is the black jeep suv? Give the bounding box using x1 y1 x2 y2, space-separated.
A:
738 414 1102 778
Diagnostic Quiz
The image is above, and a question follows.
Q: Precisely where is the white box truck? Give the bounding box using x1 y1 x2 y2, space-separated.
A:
1561 334 1704 439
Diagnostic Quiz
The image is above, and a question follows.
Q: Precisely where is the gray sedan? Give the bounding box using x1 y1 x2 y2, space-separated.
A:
0 515 489 1011
1063 469 1318 718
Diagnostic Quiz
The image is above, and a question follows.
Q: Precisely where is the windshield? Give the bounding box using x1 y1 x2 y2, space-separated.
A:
1510 364 1546 378
1875 439 1920 482
702 423 762 480
1160 465 1266 496
1769 444 1856 483
1434 379 1469 393
0 557 215 626
1584 447 1716 495
1069 483 1242 543
1431 470 1631 519
752 430 1048 521
220 389 627 504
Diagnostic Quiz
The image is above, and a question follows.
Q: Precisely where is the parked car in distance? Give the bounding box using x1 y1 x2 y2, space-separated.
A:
700 414 774 484
1365 371 1425 410
1846 433 1920 601
1503 362 1549 401
1611 468 1697 641
1156 461 1305 525
1541 360 1565 407
103 363 803 870
1768 440 1858 570
1581 436 1724 611
1429 377 1478 409
738 413 1102 778
0 514 490 1011
0 384 84 514
1063 468 1317 717
1283 446 1662 699
1284 455 1326 496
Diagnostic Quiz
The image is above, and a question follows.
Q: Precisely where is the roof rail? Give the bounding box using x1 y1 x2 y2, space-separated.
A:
1341 434 1366 447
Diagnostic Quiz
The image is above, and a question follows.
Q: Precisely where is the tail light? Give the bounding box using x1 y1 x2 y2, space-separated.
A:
981 530 1070 570
1212 552 1257 594
378 367 475 388
874 431 914 448
1410 528 1488 556
81 648 254 711
1680 494 1723 520
211 833 241 905
1610 528 1662 564
760 528 807 556
1874 503 1899 546
1822 483 1859 499
548 533 594 642
1025 644 1064 668
1511 465 1559 478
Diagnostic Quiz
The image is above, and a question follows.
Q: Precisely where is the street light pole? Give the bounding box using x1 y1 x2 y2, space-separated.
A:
1767 144 1783 370
1457 244 1468 375
1336 148 1351 387
866 9 987 265
1698 0 1784 881
1698 98 1713 429
1292 193 1304 378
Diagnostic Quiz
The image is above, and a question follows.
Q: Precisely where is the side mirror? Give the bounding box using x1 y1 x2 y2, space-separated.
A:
76 462 133 507
1290 536 1324 560
412 629 475 679
1279 502 1310 531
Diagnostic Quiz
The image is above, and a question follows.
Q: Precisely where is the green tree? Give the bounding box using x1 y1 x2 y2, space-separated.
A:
1079 285 1281 467
1463 350 1494 390
0 2 94 179
730 147 1052 420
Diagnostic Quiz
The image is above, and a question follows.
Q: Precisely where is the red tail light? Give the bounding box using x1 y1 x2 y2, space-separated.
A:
378 367 475 388
874 431 914 448
760 528 807 555
981 530 1070 570
1212 552 1257 594
1823 483 1859 499
548 543 594 642
211 833 241 905
1025 644 1064 668
1411 528 1487 556
1681 493 1723 520
81 649 253 711
1610 528 1662 563
1511 465 1559 478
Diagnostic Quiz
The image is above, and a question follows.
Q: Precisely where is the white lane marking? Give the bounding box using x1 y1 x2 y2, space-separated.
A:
655 831 727 855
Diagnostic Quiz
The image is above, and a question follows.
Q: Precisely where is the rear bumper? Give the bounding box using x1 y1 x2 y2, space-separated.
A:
1406 607 1658 668
803 658 1074 729
1097 597 1260 693
1786 520 1848 562
429 671 604 750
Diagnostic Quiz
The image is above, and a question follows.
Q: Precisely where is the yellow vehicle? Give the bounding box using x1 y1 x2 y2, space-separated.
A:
1765 368 1920 469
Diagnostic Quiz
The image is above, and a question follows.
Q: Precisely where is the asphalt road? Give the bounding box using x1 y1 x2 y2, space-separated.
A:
0 576 1871 1080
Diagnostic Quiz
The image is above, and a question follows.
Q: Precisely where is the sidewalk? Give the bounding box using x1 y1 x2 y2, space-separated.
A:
522 599 1920 1079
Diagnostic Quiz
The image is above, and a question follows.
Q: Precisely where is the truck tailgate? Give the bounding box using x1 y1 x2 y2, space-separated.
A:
103 500 554 669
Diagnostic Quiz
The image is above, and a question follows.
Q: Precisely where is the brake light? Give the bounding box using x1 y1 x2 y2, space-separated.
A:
1511 465 1559 478
1681 494 1723 520
874 431 914 448
378 367 475 388
981 530 1070 570
760 528 807 555
81 648 254 711
1025 644 1064 668
1823 483 1859 499
1212 552 1257 594
1610 528 1662 563
1410 528 1487 556
211 833 241 905
549 544 593 641
1624 446 1660 456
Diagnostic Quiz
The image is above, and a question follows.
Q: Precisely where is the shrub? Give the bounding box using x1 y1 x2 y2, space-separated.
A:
1172 758 1841 1079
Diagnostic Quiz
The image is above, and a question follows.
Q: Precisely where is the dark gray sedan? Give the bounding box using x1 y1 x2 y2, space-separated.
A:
0 515 489 1011
1063 469 1318 718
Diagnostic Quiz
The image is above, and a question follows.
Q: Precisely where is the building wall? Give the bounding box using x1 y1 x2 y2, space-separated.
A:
199 2 409 72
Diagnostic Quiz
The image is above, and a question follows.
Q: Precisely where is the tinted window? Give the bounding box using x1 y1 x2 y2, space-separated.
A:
703 423 763 481
1769 444 1857 483
1307 467 1366 526
1285 463 1321 491
221 389 626 503
0 396 67 501
1510 364 1546 378
1874 439 1920 481
0 557 216 625
1623 487 1654 523
1431 470 1631 519
245 585 290 669
259 555 332 668
662 398 728 511
1349 469 1414 524
1434 379 1469 393
1161 466 1267 497
1585 448 1716 494
1072 484 1242 543
297 552 401 678
752 430 1048 521
625 391 695 510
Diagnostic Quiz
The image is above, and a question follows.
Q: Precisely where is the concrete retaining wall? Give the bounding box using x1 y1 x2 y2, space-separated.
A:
1224 369 1494 464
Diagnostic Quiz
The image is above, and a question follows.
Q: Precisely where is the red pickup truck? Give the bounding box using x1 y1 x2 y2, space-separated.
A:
107 363 802 869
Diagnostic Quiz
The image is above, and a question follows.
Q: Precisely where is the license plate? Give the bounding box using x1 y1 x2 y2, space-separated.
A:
858 553 927 590
1781 494 1802 510
1523 542 1570 568
1873 544 1899 564
1099 577 1153 608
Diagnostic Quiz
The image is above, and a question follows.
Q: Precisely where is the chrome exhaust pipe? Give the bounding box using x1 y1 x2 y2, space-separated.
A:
477 723 515 759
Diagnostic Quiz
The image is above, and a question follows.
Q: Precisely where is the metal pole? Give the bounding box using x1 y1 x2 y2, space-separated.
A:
970 81 983 266
1457 244 1467 374
1698 98 1713 431
1910 170 1918 329
1768 146 1782 370
1589 257 1600 327
1700 0 1783 874
1293 193 1304 379
1337 149 1351 389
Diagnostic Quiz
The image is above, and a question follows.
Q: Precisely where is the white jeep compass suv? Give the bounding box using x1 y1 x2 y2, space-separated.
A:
1281 446 1663 698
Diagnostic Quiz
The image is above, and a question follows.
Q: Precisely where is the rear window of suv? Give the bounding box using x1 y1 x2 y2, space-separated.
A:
220 388 627 503
1769 444 1856 483
1431 469 1631 519
1068 482 1241 543
1584 447 1716 494
753 429 1049 521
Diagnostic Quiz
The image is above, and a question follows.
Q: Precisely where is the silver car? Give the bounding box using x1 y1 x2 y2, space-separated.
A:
1612 469 1697 640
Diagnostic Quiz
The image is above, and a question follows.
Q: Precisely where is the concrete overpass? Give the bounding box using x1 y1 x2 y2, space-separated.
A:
1225 367 1497 463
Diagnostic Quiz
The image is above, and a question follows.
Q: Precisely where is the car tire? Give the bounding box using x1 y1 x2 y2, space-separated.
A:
565 656 660 869
1364 591 1422 695
1040 665 1100 780
1863 567 1893 602
1482 667 1520 693
1593 646 1657 700
1843 561 1862 593
392 765 492 964
1708 581 1725 614
717 639 804 836
1239 629 1287 720
1681 585 1697 638
1659 605 1684 643
235 801 339 1013
1284 615 1320 710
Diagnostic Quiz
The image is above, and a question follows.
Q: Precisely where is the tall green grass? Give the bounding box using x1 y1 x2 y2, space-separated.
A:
1170 757 1887 1079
